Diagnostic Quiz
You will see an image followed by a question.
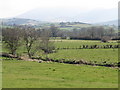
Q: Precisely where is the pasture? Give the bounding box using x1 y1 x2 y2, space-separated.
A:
40 40 118 66
2 39 118 53
47 49 118 64
2 60 118 88
2 40 119 66
2 39 119 88
54 40 118 48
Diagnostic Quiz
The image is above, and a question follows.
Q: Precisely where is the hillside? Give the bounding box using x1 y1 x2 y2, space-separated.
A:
96 20 118 26
0 18 91 28
0 18 42 26
0 18 117 31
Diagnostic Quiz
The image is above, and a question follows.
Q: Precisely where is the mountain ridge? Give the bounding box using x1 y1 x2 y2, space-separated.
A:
0 18 90 25
96 20 118 26
0 18 42 26
16 8 117 23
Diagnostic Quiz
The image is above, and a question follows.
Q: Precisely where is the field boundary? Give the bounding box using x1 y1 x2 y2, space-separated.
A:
38 58 119 69
1 53 119 69
56 44 120 50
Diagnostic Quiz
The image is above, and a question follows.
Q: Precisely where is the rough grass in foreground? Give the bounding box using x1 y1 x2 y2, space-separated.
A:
3 60 118 88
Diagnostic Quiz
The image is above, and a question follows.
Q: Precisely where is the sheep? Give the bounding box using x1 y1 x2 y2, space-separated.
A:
38 60 43 63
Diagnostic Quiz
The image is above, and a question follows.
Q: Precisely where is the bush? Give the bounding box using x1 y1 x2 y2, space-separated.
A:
101 36 111 43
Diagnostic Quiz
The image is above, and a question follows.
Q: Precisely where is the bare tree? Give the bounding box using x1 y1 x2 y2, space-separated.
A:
2 27 21 55
88 27 96 39
39 29 55 59
22 26 38 58
96 26 105 39
108 27 115 39
50 24 59 38
101 36 111 43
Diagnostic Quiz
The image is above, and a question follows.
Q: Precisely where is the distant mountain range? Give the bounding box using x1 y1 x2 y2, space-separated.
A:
15 7 117 23
0 7 117 26
0 18 42 26
96 20 118 26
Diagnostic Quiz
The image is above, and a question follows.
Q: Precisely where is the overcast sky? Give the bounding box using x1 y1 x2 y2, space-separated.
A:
0 0 119 18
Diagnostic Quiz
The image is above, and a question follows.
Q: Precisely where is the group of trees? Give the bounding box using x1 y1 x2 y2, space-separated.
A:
2 26 55 58
42 24 119 42
69 26 117 40
50 25 119 41
59 22 86 27
2 27 21 55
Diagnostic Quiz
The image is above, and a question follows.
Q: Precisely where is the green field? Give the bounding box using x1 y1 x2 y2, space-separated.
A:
47 49 118 64
2 39 119 88
38 40 118 66
2 40 118 52
54 40 118 48
2 40 119 65
2 60 118 88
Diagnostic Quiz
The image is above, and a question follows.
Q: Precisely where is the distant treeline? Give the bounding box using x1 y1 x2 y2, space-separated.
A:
2 24 120 42
59 26 119 41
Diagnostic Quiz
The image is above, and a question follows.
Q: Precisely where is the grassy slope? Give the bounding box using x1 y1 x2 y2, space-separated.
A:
2 60 118 88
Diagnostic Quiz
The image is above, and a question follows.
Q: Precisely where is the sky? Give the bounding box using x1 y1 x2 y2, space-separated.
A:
0 0 119 18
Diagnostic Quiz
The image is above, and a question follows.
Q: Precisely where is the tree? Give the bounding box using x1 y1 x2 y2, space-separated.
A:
101 36 111 43
108 27 115 39
50 24 59 37
96 26 105 39
22 26 38 58
2 27 21 55
88 27 96 39
39 29 55 59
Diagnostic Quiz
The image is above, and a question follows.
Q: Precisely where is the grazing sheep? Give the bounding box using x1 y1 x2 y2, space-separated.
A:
78 59 85 64
109 45 113 48
86 45 88 49
94 45 97 49
83 45 85 49
38 60 43 63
